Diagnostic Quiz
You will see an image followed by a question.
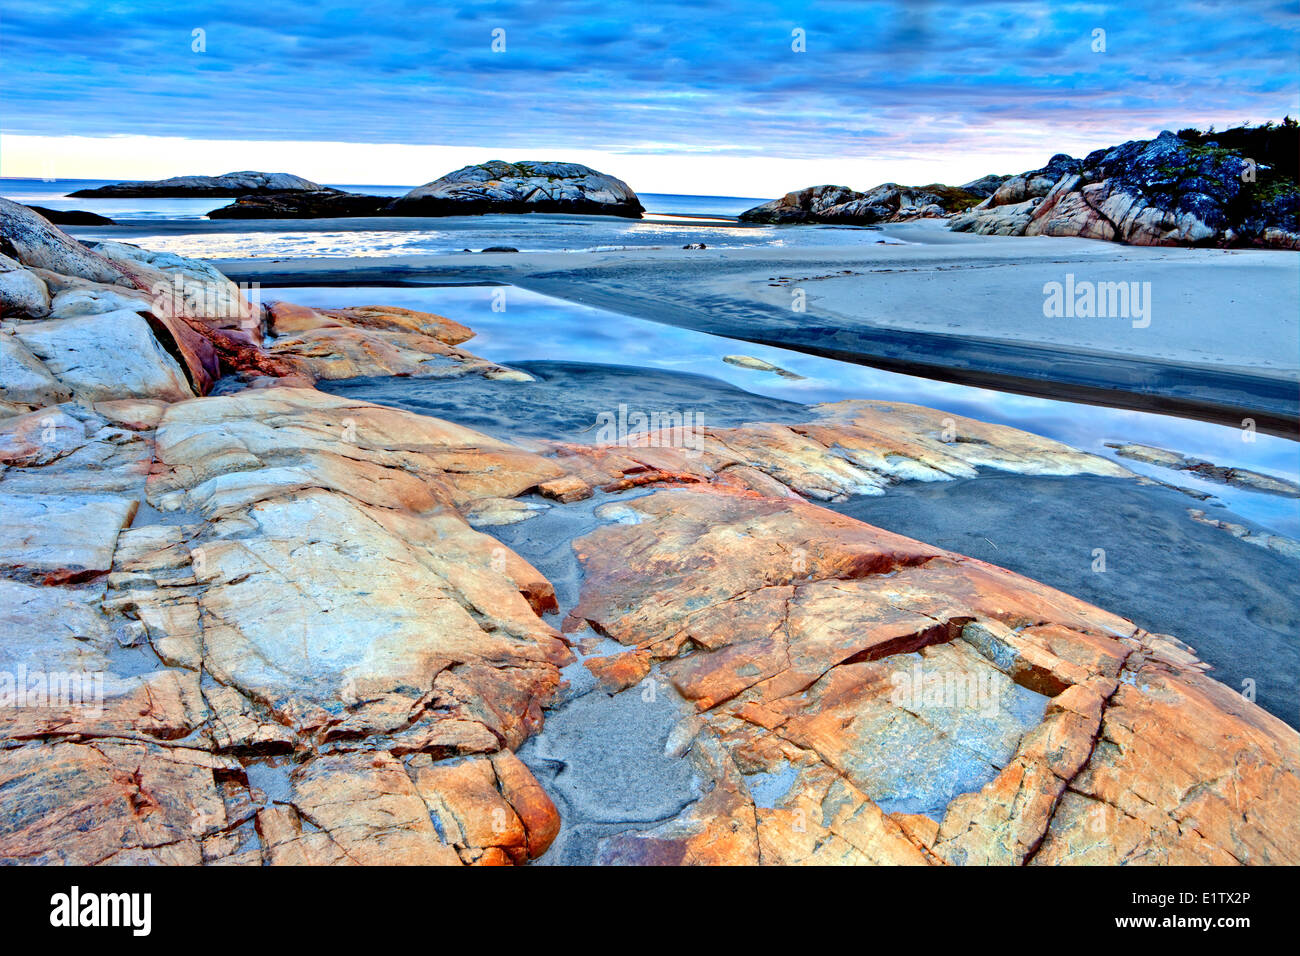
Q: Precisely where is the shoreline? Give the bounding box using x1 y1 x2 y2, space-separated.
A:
199 233 1300 438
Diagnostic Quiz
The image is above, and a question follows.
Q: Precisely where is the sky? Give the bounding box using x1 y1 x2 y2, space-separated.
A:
0 0 1296 197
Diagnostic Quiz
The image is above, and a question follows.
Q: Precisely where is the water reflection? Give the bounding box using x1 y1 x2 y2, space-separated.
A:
274 283 1300 537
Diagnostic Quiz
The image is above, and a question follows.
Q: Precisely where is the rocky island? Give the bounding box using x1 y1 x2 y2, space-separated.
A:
69 170 324 198
199 160 646 219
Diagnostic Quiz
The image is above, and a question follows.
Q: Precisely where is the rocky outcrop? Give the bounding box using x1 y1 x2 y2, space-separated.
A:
1106 442 1300 497
69 171 323 198
21 206 115 226
1 204 531 407
536 400 1131 505
0 197 128 284
0 388 574 865
206 190 390 219
564 487 1300 865
3 201 1297 866
951 124 1300 248
262 301 532 383
739 182 982 225
201 161 645 220
387 161 644 219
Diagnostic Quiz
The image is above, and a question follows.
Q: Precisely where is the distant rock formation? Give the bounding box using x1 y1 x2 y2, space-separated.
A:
739 182 982 225
386 161 644 218
951 122 1300 248
201 161 645 220
70 171 322 198
22 206 115 226
206 189 390 219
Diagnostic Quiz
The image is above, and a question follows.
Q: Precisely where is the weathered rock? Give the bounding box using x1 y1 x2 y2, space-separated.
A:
566 487 1300 865
723 354 805 379
268 325 531 381
206 189 390 219
1107 441 1300 496
540 400 1130 503
952 125 1300 248
388 161 644 218
267 300 473 344
0 741 244 865
0 384 582 865
6 310 195 403
0 331 70 408
69 171 322 198
1185 508 1300 559
739 182 981 225
0 198 127 284
0 492 138 582
88 240 258 331
0 252 51 317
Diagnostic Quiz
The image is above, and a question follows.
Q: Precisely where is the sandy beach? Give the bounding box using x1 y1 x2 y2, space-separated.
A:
173 218 1300 434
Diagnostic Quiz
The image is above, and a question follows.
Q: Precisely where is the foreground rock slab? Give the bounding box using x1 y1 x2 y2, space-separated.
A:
567 487 1300 865
0 388 575 865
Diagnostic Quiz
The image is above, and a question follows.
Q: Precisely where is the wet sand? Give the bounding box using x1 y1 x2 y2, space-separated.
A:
195 222 1300 435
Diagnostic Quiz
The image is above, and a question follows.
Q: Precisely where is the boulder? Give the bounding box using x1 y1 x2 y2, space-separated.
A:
567 487 1300 865
0 197 127 284
0 252 51 317
387 161 644 218
69 171 323 198
6 310 195 403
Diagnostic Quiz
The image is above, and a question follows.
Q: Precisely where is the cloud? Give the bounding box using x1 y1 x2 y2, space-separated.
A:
1 0 1295 177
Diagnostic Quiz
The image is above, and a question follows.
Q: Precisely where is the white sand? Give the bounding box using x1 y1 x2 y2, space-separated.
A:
216 221 1298 380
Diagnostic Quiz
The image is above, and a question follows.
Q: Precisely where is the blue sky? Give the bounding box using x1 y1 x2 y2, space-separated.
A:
1 0 1296 193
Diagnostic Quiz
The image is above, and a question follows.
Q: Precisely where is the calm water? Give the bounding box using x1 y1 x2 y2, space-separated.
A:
1 177 895 258
7 177 1297 536
275 283 1300 538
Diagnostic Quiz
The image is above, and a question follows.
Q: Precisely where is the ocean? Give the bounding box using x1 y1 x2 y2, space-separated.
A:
0 177 905 259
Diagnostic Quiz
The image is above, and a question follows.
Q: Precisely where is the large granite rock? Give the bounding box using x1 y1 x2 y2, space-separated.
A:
387 161 644 218
4 310 195 404
951 123 1300 248
566 487 1300 865
0 198 128 285
739 182 982 225
0 389 573 865
69 171 322 198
